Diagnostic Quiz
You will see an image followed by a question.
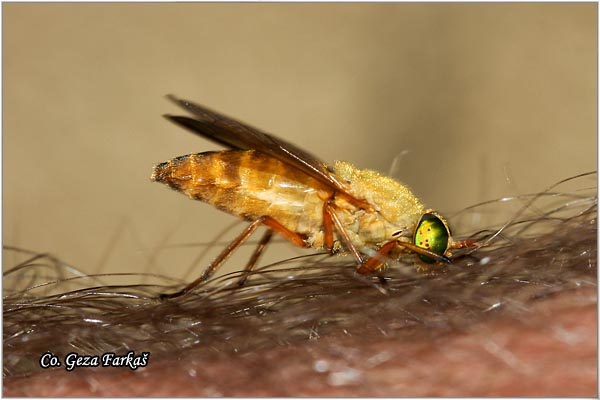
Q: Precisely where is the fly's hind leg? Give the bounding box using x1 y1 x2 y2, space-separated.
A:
160 216 308 299
236 229 274 287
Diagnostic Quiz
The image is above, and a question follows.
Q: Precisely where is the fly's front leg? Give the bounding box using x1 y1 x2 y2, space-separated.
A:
450 239 480 250
324 201 389 282
322 201 450 277
357 240 451 275
356 241 399 274
160 216 308 299
324 201 364 266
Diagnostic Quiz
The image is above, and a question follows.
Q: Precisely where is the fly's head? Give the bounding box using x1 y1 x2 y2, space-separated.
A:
413 211 452 263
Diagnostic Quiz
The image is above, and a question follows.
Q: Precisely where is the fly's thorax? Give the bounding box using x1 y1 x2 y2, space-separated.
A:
325 197 416 251
332 160 426 228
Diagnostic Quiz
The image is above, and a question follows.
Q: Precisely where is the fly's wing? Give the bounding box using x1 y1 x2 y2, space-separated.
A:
164 95 349 193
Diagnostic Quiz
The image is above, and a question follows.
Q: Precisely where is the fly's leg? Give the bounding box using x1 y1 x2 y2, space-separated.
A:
160 219 264 299
451 239 480 250
357 238 480 274
356 241 399 274
322 200 335 253
324 201 391 282
357 241 451 274
324 201 364 265
236 229 274 287
160 216 308 299
324 198 477 275
323 202 451 276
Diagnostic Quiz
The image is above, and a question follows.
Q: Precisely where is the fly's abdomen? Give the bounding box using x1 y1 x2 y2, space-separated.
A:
152 151 246 204
151 150 328 234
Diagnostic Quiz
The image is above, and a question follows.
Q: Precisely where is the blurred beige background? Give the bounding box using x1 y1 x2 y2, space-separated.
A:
4 3 596 280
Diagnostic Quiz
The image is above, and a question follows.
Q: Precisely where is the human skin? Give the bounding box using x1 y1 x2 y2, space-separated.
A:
3 196 597 397
3 288 596 397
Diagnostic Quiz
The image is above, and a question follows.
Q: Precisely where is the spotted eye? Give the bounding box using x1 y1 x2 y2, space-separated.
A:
413 212 450 263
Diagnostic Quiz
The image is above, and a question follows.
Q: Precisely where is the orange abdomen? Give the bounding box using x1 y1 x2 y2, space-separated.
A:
151 150 331 234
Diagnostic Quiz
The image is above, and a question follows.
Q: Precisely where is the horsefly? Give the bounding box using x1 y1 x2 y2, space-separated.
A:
152 96 475 298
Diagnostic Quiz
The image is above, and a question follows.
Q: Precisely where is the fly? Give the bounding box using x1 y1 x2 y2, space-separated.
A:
152 95 475 298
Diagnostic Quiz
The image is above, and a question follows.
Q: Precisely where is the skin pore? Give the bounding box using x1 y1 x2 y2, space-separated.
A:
3 176 597 396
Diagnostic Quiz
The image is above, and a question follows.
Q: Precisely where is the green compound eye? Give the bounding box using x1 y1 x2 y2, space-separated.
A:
413 213 450 263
